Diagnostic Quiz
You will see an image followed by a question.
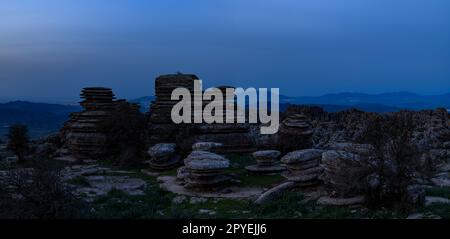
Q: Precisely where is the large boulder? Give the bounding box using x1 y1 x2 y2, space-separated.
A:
182 151 231 189
280 149 324 164
280 149 324 186
147 143 181 170
321 148 373 198
184 151 230 170
148 143 176 158
246 150 285 174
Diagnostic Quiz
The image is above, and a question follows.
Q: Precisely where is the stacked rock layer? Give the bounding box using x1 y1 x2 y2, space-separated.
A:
181 151 230 189
147 143 181 170
280 149 324 186
194 86 255 154
320 143 375 198
278 114 313 152
66 87 115 159
147 74 255 153
148 74 197 144
246 150 285 173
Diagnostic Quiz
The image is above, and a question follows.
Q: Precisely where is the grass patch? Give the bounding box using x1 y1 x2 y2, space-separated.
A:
247 191 404 219
159 167 178 177
426 187 450 199
67 176 90 187
239 174 284 187
225 154 284 188
92 187 179 219
420 204 450 219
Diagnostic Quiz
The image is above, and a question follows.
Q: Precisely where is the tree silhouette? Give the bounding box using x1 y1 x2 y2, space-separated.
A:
7 124 29 164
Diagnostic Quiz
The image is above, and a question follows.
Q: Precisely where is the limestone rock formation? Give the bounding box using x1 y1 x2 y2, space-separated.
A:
192 142 223 152
280 114 313 136
245 150 285 173
148 73 198 146
147 74 256 154
320 145 374 198
64 87 115 160
147 143 181 170
280 149 324 186
182 151 230 189
278 114 313 152
193 86 256 154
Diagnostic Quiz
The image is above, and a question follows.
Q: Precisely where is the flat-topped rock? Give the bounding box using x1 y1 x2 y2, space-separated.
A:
328 142 374 156
148 143 176 158
147 143 180 170
245 165 286 174
184 151 230 170
252 150 281 161
182 151 231 189
317 195 365 206
63 87 117 159
246 150 285 174
320 148 371 198
280 149 324 186
280 149 324 164
279 114 313 136
192 142 223 152
157 176 263 199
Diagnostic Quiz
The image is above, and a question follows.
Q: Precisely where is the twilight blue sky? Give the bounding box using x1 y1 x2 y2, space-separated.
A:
1 0 450 101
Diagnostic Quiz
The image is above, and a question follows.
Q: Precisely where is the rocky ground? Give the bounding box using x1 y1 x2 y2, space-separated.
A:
1 106 450 219
4 141 449 219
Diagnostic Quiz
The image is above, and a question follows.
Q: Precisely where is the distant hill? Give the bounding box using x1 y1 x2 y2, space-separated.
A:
284 92 450 110
132 91 449 113
0 101 80 139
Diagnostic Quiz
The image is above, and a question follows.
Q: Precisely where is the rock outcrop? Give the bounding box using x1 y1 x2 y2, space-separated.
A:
64 87 115 160
148 74 197 146
278 114 313 152
181 151 230 189
147 74 256 154
192 142 223 152
147 143 181 170
280 149 324 186
245 150 285 173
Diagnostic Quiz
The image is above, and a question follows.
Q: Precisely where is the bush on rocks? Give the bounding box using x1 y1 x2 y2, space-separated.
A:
99 101 147 166
360 112 424 210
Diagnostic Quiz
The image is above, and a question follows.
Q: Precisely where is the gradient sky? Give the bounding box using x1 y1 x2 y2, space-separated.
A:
1 0 450 101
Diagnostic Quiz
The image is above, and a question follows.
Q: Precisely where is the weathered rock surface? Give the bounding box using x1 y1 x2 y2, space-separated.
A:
62 164 147 201
317 195 365 206
246 150 285 174
425 196 450 206
147 143 181 170
253 150 281 161
157 176 262 199
254 181 296 204
280 149 324 185
75 175 147 198
184 151 230 170
62 87 116 160
281 149 324 164
278 114 314 152
320 148 372 198
192 142 223 152
182 151 230 189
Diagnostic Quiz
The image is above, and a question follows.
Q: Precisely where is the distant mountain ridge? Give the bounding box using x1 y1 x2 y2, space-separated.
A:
283 92 450 110
0 101 80 139
131 91 450 112
1 91 448 139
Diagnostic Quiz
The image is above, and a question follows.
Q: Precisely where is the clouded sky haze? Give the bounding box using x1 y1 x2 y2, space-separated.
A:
1 0 449 101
